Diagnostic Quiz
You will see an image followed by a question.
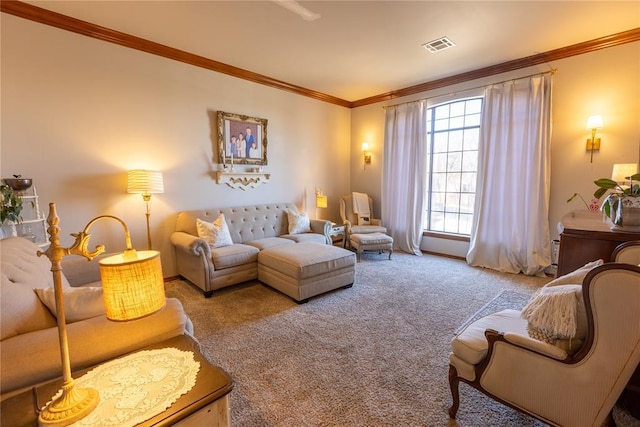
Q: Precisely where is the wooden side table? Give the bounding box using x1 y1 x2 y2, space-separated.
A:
557 210 640 276
0 335 233 427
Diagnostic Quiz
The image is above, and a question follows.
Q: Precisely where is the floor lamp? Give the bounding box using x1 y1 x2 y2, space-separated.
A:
37 203 166 426
127 169 164 250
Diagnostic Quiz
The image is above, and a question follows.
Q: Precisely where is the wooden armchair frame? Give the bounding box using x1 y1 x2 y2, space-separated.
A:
449 263 640 426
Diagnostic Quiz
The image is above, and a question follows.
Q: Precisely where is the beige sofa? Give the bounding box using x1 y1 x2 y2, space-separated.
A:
0 237 193 399
170 203 332 297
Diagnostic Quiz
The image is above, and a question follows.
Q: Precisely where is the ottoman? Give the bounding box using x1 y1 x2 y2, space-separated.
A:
350 232 393 261
258 242 356 303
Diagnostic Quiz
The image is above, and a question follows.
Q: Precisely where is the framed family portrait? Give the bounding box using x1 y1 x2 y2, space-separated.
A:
217 111 268 166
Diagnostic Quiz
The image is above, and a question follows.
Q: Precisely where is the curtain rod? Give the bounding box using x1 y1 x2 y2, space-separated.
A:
382 68 557 110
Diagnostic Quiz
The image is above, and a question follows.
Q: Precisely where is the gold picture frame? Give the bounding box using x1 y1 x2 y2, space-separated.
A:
217 111 268 166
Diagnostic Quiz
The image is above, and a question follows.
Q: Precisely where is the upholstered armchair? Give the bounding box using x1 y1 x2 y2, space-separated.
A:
448 258 640 426
339 194 386 245
611 240 640 264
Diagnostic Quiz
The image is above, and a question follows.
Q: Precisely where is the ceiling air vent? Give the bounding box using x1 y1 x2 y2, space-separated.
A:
422 36 455 53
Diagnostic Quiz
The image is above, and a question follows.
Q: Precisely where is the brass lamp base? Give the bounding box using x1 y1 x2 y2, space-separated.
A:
38 382 99 427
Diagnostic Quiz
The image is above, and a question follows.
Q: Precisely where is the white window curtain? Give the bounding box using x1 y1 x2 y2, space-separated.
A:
466 73 553 276
382 100 427 256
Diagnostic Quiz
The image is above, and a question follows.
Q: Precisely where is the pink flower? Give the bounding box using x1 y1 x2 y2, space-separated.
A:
589 199 600 212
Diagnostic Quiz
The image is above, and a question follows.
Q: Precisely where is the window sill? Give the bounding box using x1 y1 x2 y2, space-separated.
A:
422 231 470 243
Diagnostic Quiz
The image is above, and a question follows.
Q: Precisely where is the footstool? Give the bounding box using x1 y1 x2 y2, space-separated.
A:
350 232 393 261
258 242 356 303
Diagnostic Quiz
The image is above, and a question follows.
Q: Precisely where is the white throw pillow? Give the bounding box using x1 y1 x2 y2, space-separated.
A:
34 287 105 323
196 215 233 248
287 210 311 234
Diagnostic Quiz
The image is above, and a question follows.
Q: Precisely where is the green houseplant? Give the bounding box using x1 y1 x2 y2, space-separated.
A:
1 179 23 224
1 179 24 238
593 172 640 229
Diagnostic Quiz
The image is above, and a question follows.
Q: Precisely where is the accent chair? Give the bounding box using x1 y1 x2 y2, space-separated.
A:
339 194 386 247
448 242 640 426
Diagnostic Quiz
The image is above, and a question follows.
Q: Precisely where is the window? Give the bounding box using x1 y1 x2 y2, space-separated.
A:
424 97 482 235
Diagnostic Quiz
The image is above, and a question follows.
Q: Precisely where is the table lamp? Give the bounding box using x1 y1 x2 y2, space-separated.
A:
37 203 165 426
611 163 638 188
315 190 328 220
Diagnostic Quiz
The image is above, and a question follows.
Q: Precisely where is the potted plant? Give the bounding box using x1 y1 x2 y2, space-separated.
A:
593 172 640 230
1 179 24 236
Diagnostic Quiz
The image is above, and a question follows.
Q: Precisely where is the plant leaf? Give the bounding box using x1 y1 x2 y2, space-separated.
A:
594 178 618 189
602 200 611 218
593 187 608 199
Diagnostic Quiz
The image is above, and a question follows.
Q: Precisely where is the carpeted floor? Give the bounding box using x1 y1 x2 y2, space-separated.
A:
166 251 553 426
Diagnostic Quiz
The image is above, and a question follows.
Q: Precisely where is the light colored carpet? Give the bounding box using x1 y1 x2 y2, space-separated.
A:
166 251 553 426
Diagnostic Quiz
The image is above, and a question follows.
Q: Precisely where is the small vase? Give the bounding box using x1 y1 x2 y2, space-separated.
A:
18 223 37 242
1 221 18 238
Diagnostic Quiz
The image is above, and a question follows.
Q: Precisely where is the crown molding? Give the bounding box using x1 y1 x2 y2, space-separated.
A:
2 1 638 109
351 28 640 107
0 0 352 108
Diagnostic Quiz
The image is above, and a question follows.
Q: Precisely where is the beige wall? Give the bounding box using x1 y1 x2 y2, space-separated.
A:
351 42 640 257
0 15 351 276
2 13 638 274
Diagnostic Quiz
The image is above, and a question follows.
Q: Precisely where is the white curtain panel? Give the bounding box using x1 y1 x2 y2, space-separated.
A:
382 101 427 256
466 74 553 275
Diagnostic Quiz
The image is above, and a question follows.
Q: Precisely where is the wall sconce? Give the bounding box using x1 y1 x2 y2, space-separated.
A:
37 203 165 425
127 169 164 250
586 115 603 163
362 142 371 166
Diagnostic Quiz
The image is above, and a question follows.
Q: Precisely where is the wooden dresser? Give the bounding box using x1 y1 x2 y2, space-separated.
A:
556 210 640 276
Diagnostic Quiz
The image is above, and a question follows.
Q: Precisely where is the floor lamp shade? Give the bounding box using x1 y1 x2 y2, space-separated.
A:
99 250 166 321
127 169 164 196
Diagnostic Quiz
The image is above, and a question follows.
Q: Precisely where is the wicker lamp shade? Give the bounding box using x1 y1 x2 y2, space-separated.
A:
99 250 166 321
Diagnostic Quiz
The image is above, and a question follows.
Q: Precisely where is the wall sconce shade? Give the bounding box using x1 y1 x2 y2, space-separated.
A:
362 142 371 165
100 250 166 321
585 115 603 163
586 115 603 130
611 163 639 183
127 169 164 198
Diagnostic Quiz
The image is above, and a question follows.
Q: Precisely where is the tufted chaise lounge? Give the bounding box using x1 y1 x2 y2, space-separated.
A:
170 203 332 297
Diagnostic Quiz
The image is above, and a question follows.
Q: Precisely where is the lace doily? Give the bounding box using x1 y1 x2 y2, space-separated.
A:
45 348 200 427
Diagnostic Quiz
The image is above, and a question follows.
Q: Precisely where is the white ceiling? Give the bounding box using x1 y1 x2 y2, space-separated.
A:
27 1 640 102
